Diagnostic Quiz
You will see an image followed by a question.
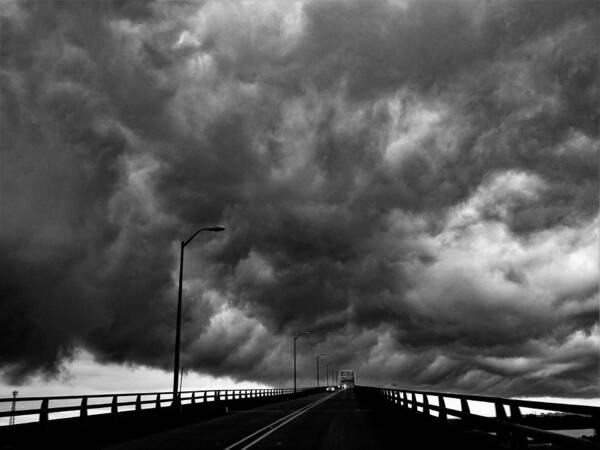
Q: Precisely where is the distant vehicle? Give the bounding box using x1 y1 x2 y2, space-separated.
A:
339 370 355 389
326 386 336 392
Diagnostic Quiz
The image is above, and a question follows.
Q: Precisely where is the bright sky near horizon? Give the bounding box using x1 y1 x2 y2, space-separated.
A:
0 350 268 398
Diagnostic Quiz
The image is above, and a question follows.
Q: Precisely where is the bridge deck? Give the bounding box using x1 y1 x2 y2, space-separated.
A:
103 389 497 449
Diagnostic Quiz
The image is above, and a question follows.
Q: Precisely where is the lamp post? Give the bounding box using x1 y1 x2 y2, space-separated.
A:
293 331 310 393
316 354 326 388
173 226 225 402
326 363 330 386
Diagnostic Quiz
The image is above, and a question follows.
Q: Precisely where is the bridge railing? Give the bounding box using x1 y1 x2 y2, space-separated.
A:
0 387 304 426
358 386 599 450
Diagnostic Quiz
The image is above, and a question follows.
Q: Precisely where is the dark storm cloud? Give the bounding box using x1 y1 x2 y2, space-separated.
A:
0 0 598 398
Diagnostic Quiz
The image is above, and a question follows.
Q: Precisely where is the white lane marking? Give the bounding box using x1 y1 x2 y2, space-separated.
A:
228 410 289 413
234 392 338 450
223 393 336 450
223 392 338 450
222 404 314 450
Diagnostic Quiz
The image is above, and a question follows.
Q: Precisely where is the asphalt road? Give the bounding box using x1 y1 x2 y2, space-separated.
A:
103 391 333 450
103 389 497 450
230 389 399 450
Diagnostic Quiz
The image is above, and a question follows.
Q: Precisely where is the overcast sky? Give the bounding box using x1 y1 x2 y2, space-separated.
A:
0 1 598 399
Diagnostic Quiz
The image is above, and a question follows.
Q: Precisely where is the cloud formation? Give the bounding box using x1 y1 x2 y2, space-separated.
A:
0 0 598 398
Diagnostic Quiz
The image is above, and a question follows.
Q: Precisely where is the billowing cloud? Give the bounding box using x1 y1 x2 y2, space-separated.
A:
0 0 597 398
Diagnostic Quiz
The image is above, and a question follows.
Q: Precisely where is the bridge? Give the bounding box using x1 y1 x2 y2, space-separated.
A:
1 386 598 449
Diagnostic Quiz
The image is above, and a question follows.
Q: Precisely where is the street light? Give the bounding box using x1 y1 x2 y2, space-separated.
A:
293 331 310 393
173 226 225 402
316 354 326 388
326 363 330 386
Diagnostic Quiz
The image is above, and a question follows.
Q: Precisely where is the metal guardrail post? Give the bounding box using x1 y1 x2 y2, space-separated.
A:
80 396 87 418
495 401 510 444
156 393 161 409
411 393 417 411
460 398 470 414
111 395 118 415
403 391 408 408
203 391 207 403
495 401 507 420
423 394 430 415
509 404 528 449
438 395 447 420
136 395 141 412
510 404 521 420
40 399 48 422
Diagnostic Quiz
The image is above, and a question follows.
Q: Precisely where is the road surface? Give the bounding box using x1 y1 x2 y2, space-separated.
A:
103 389 496 449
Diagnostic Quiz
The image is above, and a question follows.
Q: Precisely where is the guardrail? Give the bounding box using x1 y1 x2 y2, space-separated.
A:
0 387 303 426
357 386 599 449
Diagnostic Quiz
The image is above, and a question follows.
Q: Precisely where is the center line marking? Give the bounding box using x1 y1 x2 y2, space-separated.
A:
224 391 338 450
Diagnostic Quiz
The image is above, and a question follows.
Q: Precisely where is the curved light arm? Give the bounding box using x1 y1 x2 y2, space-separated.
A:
294 330 311 340
183 226 225 247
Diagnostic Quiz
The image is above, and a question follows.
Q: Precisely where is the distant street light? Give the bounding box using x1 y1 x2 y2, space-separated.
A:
326 363 330 386
316 354 327 388
293 331 310 393
173 226 225 402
